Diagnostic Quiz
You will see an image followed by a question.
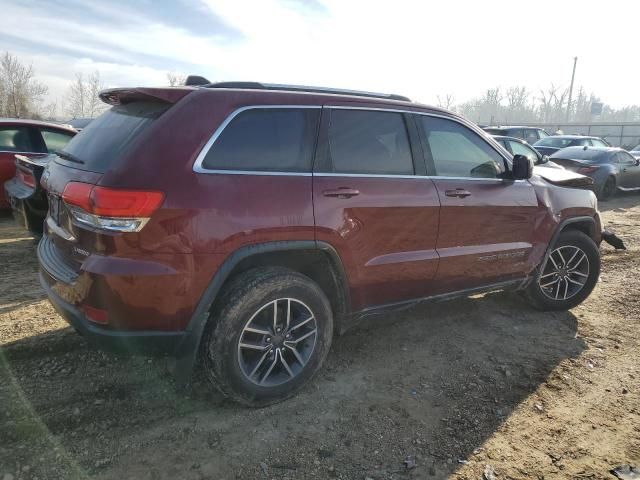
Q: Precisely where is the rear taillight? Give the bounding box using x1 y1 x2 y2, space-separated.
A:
62 182 164 233
17 170 36 188
577 166 600 174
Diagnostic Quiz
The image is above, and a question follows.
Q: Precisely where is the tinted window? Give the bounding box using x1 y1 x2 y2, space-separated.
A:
550 148 608 161
507 128 525 139
536 137 586 148
60 102 169 172
40 128 75 153
0 127 35 152
328 110 413 175
421 116 504 178
523 129 539 145
508 140 538 163
203 109 319 172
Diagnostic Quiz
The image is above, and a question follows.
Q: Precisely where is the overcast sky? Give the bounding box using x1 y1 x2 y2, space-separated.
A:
3 0 639 112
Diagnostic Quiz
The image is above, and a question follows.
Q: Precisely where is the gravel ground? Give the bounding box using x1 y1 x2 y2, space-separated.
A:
1 193 639 480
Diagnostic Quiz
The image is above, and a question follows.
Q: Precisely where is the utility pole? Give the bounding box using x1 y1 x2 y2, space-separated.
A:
566 56 578 123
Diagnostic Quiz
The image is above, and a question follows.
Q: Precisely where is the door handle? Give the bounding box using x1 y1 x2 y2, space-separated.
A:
445 188 472 198
322 188 360 199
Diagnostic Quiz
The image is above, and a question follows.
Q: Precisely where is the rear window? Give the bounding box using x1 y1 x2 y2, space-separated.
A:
58 102 168 172
328 109 413 175
201 108 320 172
551 148 609 161
40 128 75 153
535 137 587 148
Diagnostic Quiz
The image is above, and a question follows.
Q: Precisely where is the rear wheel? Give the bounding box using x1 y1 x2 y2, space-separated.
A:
202 267 333 407
598 176 616 201
525 230 600 311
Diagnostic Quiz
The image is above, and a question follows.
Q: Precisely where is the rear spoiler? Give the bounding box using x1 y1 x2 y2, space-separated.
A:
99 87 193 106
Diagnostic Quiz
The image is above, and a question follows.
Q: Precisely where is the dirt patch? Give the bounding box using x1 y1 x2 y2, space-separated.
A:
1 194 639 480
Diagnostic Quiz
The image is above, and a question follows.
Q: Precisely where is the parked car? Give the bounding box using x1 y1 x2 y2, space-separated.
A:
492 135 563 169
39 81 603 406
482 126 550 145
0 119 76 210
550 146 640 200
4 153 57 234
630 144 640 160
533 135 610 157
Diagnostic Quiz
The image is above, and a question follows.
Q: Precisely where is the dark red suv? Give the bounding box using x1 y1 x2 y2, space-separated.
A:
38 82 602 406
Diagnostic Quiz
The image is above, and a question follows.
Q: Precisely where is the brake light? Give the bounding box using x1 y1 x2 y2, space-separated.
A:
62 182 164 232
17 170 36 188
577 166 599 174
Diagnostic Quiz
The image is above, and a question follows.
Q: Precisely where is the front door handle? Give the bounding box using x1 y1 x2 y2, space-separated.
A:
322 187 360 199
445 188 472 198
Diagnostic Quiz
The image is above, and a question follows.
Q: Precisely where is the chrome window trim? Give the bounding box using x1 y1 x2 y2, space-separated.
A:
192 105 321 175
192 103 518 181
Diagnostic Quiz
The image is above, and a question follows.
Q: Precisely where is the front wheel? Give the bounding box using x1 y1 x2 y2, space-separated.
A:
525 230 600 311
202 267 333 407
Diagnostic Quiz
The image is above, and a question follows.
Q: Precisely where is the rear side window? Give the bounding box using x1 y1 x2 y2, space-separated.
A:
40 128 75 153
507 129 525 139
328 110 413 175
0 126 36 153
590 138 608 147
59 102 168 172
420 116 504 178
202 108 320 172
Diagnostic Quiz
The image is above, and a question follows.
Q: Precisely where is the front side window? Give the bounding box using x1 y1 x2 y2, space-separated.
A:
202 108 320 172
420 116 504 178
40 128 75 153
0 127 35 153
617 152 636 165
590 138 608 147
508 140 538 163
328 110 413 175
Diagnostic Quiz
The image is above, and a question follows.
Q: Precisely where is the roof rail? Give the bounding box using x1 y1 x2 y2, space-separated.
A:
202 81 411 102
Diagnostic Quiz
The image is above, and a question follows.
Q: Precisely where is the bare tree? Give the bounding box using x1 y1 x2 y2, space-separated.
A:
436 94 455 110
0 51 48 118
167 71 186 87
66 71 107 119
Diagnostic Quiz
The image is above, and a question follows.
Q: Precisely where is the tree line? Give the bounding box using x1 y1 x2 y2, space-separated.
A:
438 85 640 125
2 50 639 125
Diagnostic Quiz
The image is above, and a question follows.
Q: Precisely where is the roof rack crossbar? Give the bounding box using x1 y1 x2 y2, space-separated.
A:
202 81 411 102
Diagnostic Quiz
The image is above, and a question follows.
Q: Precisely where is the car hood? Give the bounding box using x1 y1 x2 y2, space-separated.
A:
533 165 594 189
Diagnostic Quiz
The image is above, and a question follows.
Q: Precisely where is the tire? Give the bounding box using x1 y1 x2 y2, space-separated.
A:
525 230 600 311
598 176 616 201
202 267 333 407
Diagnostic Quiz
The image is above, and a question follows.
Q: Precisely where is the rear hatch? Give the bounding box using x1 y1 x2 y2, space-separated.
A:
41 88 189 274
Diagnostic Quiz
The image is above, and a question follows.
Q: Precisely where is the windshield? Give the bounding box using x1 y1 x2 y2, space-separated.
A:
58 101 168 172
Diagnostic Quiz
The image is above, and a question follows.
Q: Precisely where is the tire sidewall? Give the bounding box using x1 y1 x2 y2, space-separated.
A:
528 230 600 311
599 177 616 201
205 269 333 406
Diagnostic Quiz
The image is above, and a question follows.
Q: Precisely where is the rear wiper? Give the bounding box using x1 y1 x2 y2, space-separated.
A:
55 150 84 164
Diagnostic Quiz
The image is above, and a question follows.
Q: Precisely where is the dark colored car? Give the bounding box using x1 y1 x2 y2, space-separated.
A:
39 82 603 406
550 146 640 200
492 135 563 169
483 126 549 145
533 135 610 157
4 154 57 234
0 119 76 210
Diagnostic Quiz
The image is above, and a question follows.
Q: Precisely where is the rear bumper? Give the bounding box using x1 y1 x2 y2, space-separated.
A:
40 270 185 355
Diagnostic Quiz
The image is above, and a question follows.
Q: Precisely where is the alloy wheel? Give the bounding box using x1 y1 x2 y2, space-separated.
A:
538 245 590 301
237 298 317 387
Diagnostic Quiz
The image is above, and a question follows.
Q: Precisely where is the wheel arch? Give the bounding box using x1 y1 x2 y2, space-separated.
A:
539 216 598 274
173 241 350 384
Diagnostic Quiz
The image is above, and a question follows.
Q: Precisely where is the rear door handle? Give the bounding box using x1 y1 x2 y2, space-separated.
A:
322 188 360 199
444 188 472 198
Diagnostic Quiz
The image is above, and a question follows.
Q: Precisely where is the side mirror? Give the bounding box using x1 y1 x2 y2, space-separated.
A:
539 155 550 165
512 154 534 180
635 158 640 167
